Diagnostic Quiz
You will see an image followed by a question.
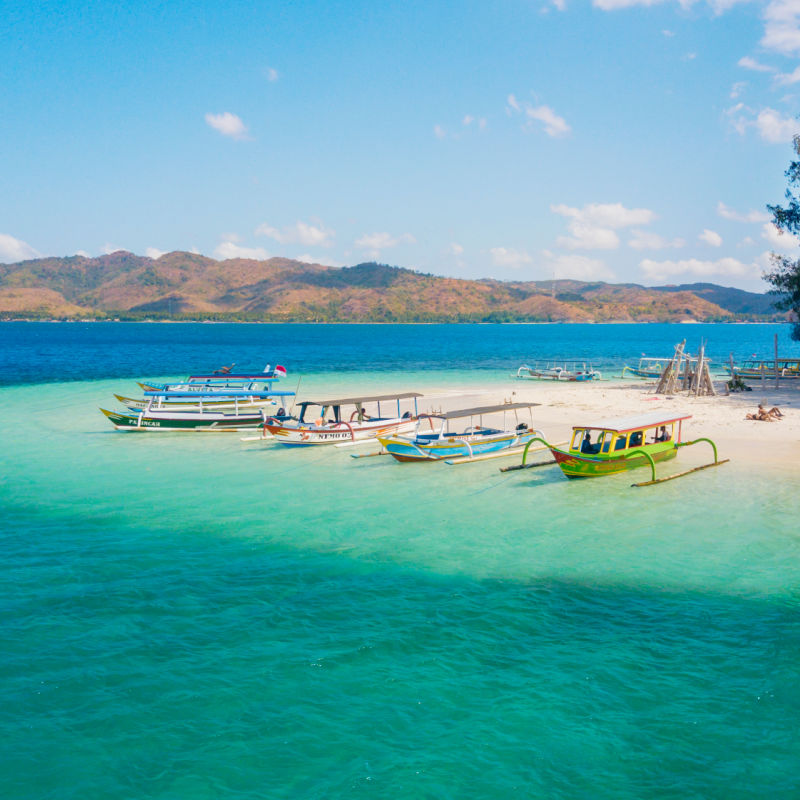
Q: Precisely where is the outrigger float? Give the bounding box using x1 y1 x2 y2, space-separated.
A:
100 389 295 431
375 402 543 463
262 392 422 446
501 412 728 486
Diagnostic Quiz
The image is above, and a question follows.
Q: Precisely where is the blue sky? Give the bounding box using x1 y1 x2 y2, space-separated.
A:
2 0 800 291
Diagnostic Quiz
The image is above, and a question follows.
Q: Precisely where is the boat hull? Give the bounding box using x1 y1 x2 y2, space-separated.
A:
100 408 270 431
550 443 678 478
116 394 279 411
378 429 538 462
264 418 417 445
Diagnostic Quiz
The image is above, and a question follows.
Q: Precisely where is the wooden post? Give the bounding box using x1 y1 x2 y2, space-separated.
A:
775 333 780 390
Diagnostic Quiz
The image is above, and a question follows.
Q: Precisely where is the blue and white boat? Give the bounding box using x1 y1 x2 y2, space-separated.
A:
377 402 542 463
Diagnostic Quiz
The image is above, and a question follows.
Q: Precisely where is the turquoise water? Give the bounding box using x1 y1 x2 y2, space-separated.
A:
2 324 800 798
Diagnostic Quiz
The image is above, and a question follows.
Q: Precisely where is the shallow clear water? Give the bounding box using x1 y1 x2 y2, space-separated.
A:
2 324 799 799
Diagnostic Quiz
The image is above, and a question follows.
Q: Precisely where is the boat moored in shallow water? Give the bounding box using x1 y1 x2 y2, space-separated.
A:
514 361 600 382
377 402 543 463
263 392 422 445
502 411 728 486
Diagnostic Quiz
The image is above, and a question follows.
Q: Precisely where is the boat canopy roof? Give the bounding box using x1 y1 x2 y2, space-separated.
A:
574 411 692 433
422 402 540 420
144 389 295 398
187 373 282 380
298 392 422 407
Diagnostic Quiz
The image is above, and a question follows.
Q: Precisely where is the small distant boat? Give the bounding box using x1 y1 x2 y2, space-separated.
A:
100 389 295 431
514 361 600 381
502 411 728 486
263 392 422 446
621 356 669 379
727 358 800 380
377 402 543 463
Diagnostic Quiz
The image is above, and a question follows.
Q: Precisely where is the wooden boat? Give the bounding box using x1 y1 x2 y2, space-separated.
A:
376 402 542 462
514 361 600 381
621 357 669 379
727 358 800 380
115 393 282 412
502 411 728 486
100 389 295 431
263 392 422 445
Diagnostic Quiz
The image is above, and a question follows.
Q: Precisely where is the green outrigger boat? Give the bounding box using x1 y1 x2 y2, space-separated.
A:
502 411 728 486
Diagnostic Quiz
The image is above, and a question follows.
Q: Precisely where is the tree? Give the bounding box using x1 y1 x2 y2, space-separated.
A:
766 134 800 340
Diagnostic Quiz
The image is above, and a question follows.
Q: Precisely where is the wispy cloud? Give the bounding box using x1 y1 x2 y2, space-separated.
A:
699 229 723 247
204 112 250 140
256 221 335 247
0 233 40 262
507 93 571 137
433 124 446 139
214 240 269 260
628 230 684 250
775 65 800 84
490 247 532 268
542 250 615 281
146 247 166 259
717 202 770 223
265 67 279 82
552 202 655 250
738 55 776 72
725 103 797 142
763 221 799 251
640 256 758 282
355 231 415 258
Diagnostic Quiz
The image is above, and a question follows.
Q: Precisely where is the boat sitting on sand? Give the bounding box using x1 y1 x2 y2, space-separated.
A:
514 361 600 381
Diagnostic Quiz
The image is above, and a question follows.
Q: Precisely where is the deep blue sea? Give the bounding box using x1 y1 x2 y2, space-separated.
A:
2 322 799 799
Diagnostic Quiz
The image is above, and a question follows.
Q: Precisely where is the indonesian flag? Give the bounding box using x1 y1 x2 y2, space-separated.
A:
274 364 287 377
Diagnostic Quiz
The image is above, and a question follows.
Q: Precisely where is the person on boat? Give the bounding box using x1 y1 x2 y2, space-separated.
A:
655 426 670 442
581 432 594 453
214 363 235 374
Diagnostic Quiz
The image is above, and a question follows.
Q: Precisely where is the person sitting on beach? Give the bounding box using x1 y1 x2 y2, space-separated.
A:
746 404 782 421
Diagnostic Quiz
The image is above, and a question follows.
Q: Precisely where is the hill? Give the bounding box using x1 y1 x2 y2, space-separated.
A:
0 251 784 323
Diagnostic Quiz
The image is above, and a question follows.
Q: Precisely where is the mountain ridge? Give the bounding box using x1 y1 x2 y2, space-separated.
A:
0 250 783 322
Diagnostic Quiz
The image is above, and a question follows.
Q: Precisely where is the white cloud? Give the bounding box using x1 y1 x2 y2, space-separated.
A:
463 114 474 126
763 221 800 251
146 247 166 259
755 107 798 142
640 256 758 282
552 202 656 250
295 254 344 266
433 124 446 139
738 236 756 246
256 220 335 247
699 229 723 246
490 247 532 268
628 230 684 250
525 104 571 137
775 65 800 83
0 233 40 262
683 52 697 61
738 55 776 72
75 249 90 257
717 202 770 223
450 242 464 255
730 81 747 98
592 0 668 11
552 0 566 10
214 240 269 260
762 0 800 55
542 250 615 281
204 112 250 140
662 29 675 36
507 93 571 137
265 67 279 82
102 243 123 254
355 232 415 257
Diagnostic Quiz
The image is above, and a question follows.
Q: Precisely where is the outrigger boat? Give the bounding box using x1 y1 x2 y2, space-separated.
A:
115 392 283 412
621 354 708 380
263 392 421 446
376 402 543 463
501 411 728 486
514 361 600 382
726 358 800 380
100 389 295 431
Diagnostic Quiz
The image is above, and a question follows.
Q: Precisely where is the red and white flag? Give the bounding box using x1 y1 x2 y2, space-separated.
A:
274 364 287 377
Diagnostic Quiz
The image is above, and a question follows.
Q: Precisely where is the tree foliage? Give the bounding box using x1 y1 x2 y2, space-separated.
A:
766 134 800 340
